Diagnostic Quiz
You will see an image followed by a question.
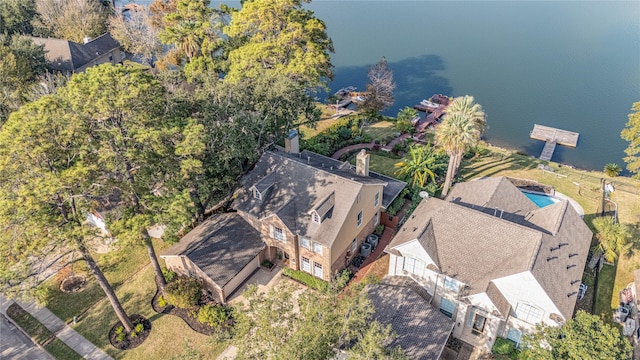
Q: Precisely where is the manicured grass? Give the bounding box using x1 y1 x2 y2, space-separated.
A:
43 239 169 323
299 104 343 138
44 338 83 360
347 152 403 178
363 121 397 141
594 263 617 326
73 265 223 359
6 303 54 345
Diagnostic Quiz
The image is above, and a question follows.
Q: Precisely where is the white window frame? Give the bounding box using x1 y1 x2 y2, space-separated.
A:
351 238 357 252
440 298 455 318
373 212 379 226
444 277 458 292
274 226 286 242
312 242 323 255
253 188 262 200
471 312 487 335
515 303 544 324
357 210 363 227
506 327 522 346
374 191 380 208
312 212 320 224
300 237 310 249
403 257 424 277
313 262 323 278
301 256 311 272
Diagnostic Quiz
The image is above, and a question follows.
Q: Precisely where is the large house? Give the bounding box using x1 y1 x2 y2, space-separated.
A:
385 176 592 353
162 131 406 302
31 33 124 75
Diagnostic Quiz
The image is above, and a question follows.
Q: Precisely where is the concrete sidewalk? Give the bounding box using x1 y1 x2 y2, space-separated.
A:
0 295 113 360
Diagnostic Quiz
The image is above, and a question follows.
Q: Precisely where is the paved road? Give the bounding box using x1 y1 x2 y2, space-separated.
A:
0 313 53 360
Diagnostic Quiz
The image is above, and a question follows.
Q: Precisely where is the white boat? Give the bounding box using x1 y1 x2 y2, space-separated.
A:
334 86 357 96
420 99 439 108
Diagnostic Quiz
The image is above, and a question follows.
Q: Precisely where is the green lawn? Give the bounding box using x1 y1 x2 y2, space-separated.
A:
594 263 617 326
72 265 224 359
6 303 54 345
44 338 83 360
363 121 397 141
42 239 169 323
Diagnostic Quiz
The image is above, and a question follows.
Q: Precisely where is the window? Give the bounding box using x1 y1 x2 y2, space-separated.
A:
472 313 487 335
403 257 424 277
301 256 311 272
440 298 455 318
373 212 379 226
312 212 320 223
313 262 323 278
313 242 323 255
357 210 363 227
274 226 286 242
351 239 357 252
300 237 310 249
506 328 522 346
253 189 262 200
444 277 458 292
515 303 544 324
374 191 380 207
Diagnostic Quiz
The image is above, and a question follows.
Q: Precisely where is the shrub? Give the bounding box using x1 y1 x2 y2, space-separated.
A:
197 305 232 327
134 323 144 333
165 276 202 309
282 268 329 292
261 260 274 269
374 224 385 236
115 326 124 335
116 332 126 342
162 268 177 282
332 268 353 292
492 337 518 359
157 295 167 308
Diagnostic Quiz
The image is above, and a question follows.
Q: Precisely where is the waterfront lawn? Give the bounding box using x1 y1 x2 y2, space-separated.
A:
42 238 168 323
363 121 397 141
73 265 223 359
299 104 342 138
347 152 402 178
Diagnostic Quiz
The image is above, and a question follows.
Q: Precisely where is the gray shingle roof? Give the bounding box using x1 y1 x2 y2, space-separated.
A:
162 213 265 288
233 149 406 247
366 282 454 360
31 33 120 72
387 177 592 320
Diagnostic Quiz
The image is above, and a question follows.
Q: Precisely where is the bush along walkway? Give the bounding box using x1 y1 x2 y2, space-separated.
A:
0 295 113 360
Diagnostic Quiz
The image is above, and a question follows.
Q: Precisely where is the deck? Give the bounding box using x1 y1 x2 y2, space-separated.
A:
530 124 579 161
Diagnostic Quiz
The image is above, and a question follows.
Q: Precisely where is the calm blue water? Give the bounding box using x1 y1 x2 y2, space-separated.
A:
128 0 640 172
523 191 557 208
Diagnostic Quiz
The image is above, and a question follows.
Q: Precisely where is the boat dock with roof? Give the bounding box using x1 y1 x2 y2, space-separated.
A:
530 124 579 161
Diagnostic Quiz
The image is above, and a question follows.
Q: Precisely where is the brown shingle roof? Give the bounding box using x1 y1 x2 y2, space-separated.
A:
366 282 453 360
161 213 265 288
387 177 592 320
31 33 120 72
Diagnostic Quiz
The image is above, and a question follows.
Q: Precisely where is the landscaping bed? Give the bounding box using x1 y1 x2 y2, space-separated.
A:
108 314 151 350
151 288 219 336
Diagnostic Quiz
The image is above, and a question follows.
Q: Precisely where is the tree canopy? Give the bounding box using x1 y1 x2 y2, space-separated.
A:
224 0 334 88
592 215 630 262
0 0 36 35
621 101 640 179
109 7 163 67
32 0 110 42
520 310 632 360
360 57 395 115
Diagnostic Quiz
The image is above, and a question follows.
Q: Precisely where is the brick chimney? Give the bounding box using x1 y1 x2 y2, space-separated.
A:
285 129 299 154
356 149 370 177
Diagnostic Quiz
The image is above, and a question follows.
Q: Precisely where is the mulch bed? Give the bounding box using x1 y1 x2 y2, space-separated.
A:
60 275 87 293
151 287 218 336
108 314 151 350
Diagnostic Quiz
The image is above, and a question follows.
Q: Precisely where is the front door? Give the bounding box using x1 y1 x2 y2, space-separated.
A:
472 313 487 336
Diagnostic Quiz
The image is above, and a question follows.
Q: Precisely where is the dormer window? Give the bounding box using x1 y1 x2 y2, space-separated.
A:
253 188 262 200
309 192 335 224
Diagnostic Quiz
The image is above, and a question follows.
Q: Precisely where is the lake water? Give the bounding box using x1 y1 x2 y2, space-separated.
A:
131 0 640 172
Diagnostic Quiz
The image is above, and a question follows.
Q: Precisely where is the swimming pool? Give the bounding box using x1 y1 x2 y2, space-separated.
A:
522 191 558 208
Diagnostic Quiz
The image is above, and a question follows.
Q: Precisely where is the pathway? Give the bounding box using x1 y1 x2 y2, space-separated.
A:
330 140 376 159
381 133 411 152
0 295 113 360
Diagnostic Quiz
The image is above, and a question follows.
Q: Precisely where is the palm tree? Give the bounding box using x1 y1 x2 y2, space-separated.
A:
444 96 487 172
435 112 481 197
604 163 622 178
592 216 630 262
394 144 442 188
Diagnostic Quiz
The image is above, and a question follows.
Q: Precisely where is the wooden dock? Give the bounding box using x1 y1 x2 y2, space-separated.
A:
530 124 579 161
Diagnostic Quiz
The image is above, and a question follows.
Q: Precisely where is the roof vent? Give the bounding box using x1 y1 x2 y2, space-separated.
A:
566 264 576 270
558 242 569 248
569 253 578 258
412 227 418 232
570 280 580 285
546 256 558 262
567 292 577 298
307 156 311 163
550 246 560 252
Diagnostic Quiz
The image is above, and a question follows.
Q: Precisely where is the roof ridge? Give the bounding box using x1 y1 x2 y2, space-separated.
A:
446 201 543 236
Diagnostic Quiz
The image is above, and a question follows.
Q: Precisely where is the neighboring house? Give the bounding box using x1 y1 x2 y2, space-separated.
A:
31 33 124 75
161 130 405 297
161 213 265 303
365 276 454 359
232 130 406 281
385 176 592 353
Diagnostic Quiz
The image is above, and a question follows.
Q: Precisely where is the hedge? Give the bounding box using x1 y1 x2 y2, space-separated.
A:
282 268 329 292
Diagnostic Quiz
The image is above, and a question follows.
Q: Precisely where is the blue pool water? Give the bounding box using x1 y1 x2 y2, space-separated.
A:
523 192 557 208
